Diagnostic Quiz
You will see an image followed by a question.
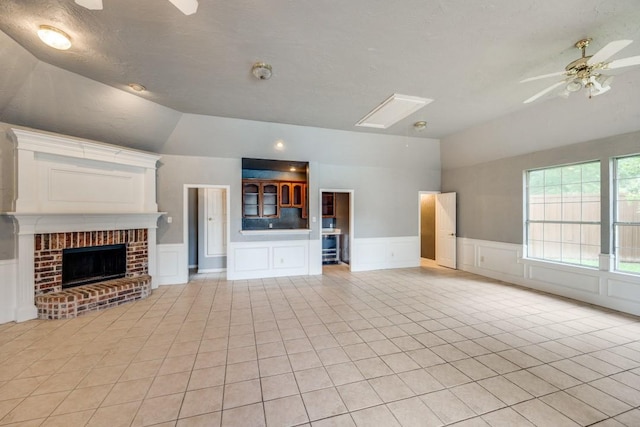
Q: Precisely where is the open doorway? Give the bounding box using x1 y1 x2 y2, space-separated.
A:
184 185 230 281
321 190 354 271
420 193 436 262
420 193 437 267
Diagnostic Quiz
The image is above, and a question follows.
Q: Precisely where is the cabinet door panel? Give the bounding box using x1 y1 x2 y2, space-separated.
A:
262 183 280 218
243 182 260 217
280 183 292 207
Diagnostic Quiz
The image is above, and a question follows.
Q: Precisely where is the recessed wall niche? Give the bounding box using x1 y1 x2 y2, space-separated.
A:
242 158 309 230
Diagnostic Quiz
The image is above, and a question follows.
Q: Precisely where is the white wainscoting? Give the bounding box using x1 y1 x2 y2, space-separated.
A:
0 259 17 324
351 236 420 272
227 240 310 280
156 244 188 285
458 237 640 316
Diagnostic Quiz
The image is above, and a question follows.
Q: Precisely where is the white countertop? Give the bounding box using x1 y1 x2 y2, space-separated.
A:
239 228 312 236
322 228 341 235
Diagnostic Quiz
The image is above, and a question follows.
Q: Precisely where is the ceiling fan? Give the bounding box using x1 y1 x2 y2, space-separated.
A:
75 0 198 15
521 38 640 104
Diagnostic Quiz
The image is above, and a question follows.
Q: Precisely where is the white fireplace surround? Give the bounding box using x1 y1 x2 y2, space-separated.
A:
6 129 163 322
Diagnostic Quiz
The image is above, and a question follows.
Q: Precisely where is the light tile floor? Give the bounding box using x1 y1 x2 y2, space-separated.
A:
1 263 640 426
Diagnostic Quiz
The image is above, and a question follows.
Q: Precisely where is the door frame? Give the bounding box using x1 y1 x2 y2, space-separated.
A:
319 188 355 272
182 184 231 278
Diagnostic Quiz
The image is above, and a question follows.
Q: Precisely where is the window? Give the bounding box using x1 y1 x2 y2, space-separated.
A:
526 161 600 267
614 155 640 274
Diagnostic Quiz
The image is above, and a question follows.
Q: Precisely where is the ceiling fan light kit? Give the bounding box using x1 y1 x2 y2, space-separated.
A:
521 37 640 103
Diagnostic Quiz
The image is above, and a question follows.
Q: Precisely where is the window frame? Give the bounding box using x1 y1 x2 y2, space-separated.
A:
524 160 601 269
613 154 640 275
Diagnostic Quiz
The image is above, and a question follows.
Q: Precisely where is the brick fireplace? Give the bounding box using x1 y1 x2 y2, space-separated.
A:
6 128 163 322
31 229 152 319
35 229 148 294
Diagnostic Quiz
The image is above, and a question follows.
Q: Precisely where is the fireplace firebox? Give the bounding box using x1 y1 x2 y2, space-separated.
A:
62 244 127 289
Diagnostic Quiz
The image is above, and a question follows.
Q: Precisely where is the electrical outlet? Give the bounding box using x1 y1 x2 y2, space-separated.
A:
480 256 485 262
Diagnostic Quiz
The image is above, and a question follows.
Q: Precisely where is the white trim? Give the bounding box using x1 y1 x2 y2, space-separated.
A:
0 259 17 325
182 184 231 282
319 189 355 272
7 213 163 235
156 243 188 285
351 236 420 272
10 128 160 169
227 240 310 280
458 237 640 316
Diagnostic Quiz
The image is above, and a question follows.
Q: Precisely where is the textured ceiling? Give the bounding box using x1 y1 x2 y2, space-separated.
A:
1 0 640 142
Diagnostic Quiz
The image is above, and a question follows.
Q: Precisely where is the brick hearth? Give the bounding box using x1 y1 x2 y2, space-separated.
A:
36 275 151 320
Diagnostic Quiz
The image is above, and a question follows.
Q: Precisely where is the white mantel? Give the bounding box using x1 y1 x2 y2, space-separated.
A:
6 128 163 322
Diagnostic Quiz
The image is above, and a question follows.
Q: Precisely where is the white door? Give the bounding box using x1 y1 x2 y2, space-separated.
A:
436 192 457 269
205 188 227 257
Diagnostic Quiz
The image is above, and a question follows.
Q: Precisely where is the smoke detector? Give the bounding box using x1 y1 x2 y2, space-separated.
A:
252 62 272 80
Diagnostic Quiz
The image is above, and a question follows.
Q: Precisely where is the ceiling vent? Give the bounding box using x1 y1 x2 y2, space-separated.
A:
355 94 433 129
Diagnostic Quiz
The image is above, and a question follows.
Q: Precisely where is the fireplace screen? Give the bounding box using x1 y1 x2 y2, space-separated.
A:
62 244 127 288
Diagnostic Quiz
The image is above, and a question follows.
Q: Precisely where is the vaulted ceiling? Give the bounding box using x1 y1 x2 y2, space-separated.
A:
1 0 640 168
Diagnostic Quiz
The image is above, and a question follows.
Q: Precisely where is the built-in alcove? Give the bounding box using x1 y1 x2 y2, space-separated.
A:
242 158 309 230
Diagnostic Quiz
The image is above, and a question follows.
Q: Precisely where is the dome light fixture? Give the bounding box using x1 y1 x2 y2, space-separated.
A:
37 25 72 50
413 121 427 131
128 83 146 92
252 62 272 80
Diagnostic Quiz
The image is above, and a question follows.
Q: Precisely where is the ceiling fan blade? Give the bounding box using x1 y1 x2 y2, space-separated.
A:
606 55 640 69
520 71 566 83
168 0 198 15
588 40 633 65
75 0 103 10
523 80 566 104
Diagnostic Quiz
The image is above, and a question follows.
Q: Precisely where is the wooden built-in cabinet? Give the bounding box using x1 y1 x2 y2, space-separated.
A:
322 192 335 218
291 183 305 208
261 183 279 217
279 183 292 207
242 182 260 217
278 182 306 208
243 180 307 218
243 180 280 218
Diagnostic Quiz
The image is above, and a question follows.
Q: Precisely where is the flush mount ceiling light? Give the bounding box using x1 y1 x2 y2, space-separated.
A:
521 38 640 103
128 83 146 92
37 25 72 50
413 121 427 131
252 62 272 80
356 94 434 129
